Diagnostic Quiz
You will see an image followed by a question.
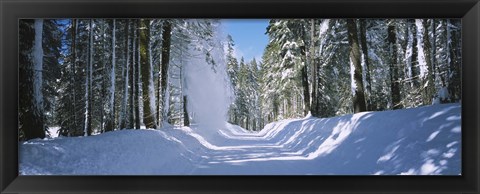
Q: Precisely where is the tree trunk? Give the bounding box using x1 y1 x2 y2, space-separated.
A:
105 19 116 132
437 20 448 88
85 19 93 136
134 20 141 129
128 19 135 129
140 19 157 129
100 22 107 133
309 19 318 117
183 95 190 126
300 23 310 116
447 19 461 102
359 19 372 111
388 20 402 109
346 19 367 113
22 19 46 140
160 20 172 127
301 63 310 116
71 19 78 135
410 19 419 89
120 19 130 129
422 19 436 105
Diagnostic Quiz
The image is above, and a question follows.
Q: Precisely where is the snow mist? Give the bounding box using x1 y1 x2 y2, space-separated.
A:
184 27 232 133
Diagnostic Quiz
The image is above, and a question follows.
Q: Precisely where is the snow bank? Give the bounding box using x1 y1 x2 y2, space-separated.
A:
20 103 461 175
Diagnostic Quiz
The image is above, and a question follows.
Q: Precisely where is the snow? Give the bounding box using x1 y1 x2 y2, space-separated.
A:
184 29 232 132
47 127 60 138
19 103 461 175
317 19 330 56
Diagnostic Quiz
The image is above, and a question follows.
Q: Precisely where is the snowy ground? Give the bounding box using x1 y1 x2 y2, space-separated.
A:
19 103 461 175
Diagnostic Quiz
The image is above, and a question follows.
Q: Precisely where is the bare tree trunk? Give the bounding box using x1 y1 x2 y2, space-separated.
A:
105 19 116 132
100 21 107 133
183 95 190 126
71 19 78 135
388 20 402 109
301 63 310 116
309 19 318 117
300 22 310 116
134 20 141 129
359 19 373 111
120 20 130 129
346 19 367 113
25 19 46 140
128 20 135 129
140 19 157 129
159 20 172 127
422 19 436 105
85 19 93 136
447 19 461 102
410 19 420 89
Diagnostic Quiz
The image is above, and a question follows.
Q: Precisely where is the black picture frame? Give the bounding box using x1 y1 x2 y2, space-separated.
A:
1 0 479 193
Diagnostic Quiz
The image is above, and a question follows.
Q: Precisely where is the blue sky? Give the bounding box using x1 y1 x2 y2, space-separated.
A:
221 19 269 63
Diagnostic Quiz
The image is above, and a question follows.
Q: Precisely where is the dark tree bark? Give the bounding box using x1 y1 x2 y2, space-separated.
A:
120 19 130 129
436 20 447 89
422 19 436 105
19 19 46 140
359 19 373 111
105 19 116 132
128 19 135 129
100 22 107 133
409 19 420 89
159 20 172 127
300 23 310 116
387 21 402 110
86 19 93 136
309 19 318 117
135 20 141 129
183 95 190 126
447 19 461 102
301 59 310 116
71 19 78 135
140 19 157 129
346 19 367 113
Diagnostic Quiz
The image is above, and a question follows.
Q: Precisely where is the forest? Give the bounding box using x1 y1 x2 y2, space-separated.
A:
19 18 461 141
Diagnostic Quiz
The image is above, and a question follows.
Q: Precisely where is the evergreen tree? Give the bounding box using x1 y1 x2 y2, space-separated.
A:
226 35 240 125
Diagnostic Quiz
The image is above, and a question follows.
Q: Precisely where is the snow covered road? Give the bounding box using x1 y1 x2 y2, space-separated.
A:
19 103 461 175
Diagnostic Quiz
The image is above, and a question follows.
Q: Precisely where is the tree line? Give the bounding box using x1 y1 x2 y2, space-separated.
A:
226 19 461 131
19 18 462 138
19 19 218 140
